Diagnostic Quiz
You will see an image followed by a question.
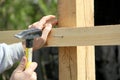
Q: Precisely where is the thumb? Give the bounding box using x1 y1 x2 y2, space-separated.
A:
15 56 27 72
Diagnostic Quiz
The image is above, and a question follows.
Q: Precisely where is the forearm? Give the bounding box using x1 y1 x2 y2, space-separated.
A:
0 42 24 73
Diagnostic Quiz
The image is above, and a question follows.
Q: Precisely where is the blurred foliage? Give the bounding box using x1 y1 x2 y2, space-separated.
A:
0 0 57 30
0 0 57 80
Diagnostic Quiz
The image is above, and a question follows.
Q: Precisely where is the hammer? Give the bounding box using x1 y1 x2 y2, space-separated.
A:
15 28 42 68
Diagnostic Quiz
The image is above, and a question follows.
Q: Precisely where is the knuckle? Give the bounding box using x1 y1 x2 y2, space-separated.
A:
41 16 47 20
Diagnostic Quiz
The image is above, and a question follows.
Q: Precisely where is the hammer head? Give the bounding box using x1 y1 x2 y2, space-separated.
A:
15 28 42 40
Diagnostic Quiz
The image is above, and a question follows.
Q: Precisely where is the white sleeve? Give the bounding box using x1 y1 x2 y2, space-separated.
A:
0 42 24 73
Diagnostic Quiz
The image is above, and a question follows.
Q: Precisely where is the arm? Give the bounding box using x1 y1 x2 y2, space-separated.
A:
0 42 24 73
0 15 57 74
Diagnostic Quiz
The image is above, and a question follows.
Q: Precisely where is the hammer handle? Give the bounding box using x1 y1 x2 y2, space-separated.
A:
25 47 33 68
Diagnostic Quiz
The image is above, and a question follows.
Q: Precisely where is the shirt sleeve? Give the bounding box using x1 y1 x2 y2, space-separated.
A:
0 42 24 73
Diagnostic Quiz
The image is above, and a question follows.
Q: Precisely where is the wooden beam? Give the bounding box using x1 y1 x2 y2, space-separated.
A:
0 30 22 44
1 25 120 46
47 25 120 46
58 0 95 80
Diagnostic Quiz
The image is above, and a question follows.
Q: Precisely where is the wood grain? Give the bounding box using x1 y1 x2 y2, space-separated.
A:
1 25 120 46
47 25 120 46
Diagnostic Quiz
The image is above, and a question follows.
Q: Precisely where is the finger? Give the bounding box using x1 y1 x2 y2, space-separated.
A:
29 15 56 29
33 37 44 50
33 23 52 50
15 56 27 72
25 62 38 74
30 72 37 80
39 15 56 26
41 23 52 41
46 17 58 26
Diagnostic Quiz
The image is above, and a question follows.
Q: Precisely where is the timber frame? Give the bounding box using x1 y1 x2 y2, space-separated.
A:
1 0 120 80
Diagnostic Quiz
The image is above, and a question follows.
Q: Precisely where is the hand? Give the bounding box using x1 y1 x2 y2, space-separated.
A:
10 56 38 80
29 15 57 50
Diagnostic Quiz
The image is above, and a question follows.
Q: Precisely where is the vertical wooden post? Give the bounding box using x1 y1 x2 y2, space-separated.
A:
58 0 95 80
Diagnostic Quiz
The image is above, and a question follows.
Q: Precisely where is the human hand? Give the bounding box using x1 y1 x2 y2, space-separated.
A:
10 56 38 80
29 15 57 50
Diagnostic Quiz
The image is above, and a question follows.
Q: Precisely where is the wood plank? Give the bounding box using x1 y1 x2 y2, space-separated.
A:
1 25 120 46
58 0 78 80
47 25 120 46
58 0 95 80
77 0 95 80
76 0 95 80
0 30 23 44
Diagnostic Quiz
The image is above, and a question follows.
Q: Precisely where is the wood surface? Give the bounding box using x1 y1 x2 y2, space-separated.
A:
58 0 95 80
47 25 120 46
1 25 120 46
0 30 22 44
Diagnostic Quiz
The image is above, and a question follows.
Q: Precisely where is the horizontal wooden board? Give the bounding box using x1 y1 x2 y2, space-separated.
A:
47 25 120 46
1 25 120 46
0 30 23 44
